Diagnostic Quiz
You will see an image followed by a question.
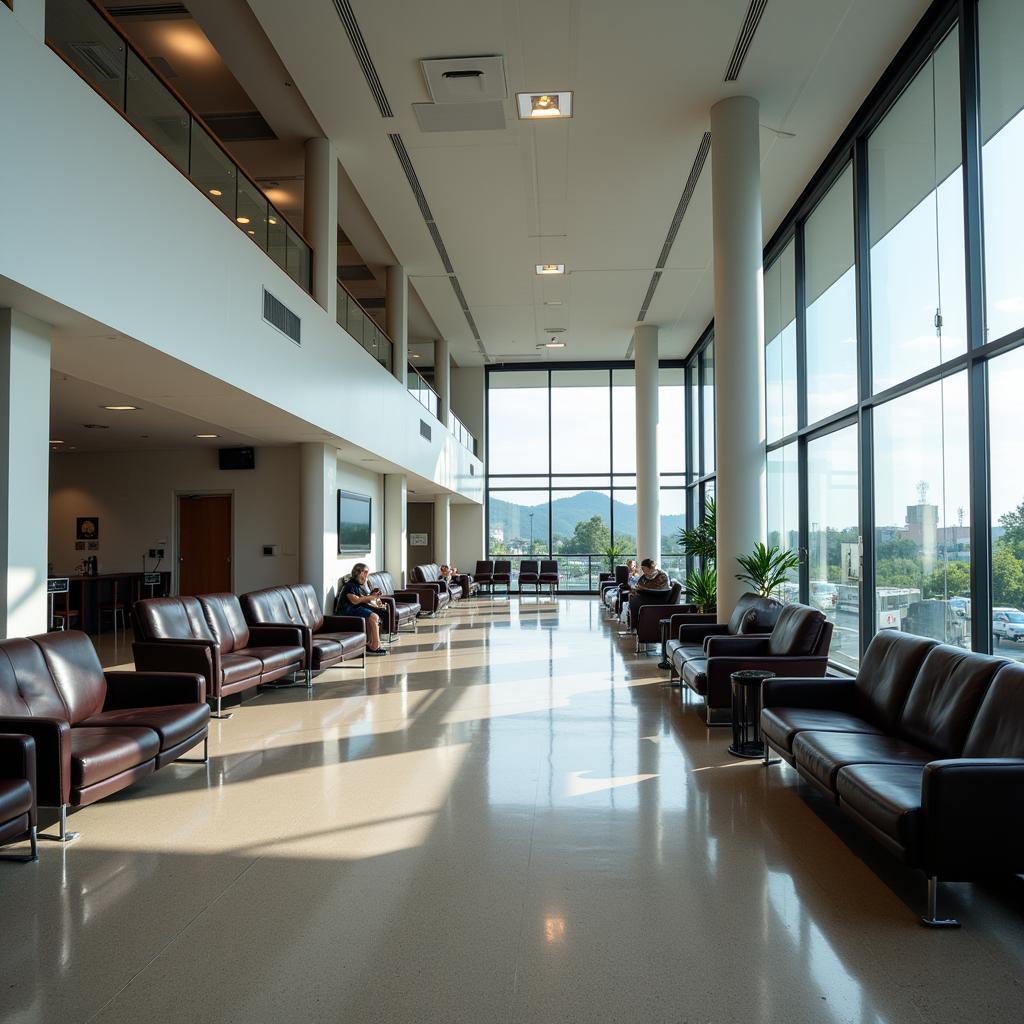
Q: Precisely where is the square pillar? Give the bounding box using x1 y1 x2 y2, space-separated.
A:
303 137 338 319
434 337 451 424
384 473 408 586
300 443 338 612
434 494 451 566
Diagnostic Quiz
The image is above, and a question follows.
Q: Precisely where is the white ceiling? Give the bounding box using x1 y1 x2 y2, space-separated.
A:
244 0 931 367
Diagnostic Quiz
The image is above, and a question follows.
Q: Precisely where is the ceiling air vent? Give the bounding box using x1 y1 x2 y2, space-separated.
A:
201 111 276 142
421 56 507 104
420 420 432 441
69 43 123 81
724 0 767 82
106 3 189 18
331 0 394 118
263 289 301 346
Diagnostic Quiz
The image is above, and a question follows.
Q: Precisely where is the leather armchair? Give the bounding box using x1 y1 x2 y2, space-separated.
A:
241 583 369 681
0 734 38 862
413 564 464 601
491 560 512 595
365 572 421 635
631 588 698 654
518 560 540 592
474 561 494 594
0 630 209 840
538 560 559 593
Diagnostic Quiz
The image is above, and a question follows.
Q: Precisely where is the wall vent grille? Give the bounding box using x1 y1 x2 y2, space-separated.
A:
419 420 432 441
331 0 394 117
262 289 301 346
724 0 767 82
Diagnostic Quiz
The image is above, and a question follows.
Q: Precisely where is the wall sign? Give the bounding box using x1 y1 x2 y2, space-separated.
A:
410 532 429 547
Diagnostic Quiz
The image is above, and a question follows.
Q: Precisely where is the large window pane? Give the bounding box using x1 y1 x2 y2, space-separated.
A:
659 488 686 582
488 371 549 474
988 346 1024 662
659 368 686 473
765 242 797 441
805 165 858 421
808 425 859 669
701 345 715 473
979 0 1024 343
767 444 799 603
553 489 610 591
869 29 966 393
611 489 637 553
551 371 611 473
611 369 635 474
489 489 549 556
873 374 970 647
688 364 700 478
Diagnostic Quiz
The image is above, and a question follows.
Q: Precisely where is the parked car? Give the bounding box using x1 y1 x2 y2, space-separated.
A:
992 607 1024 643
810 581 838 612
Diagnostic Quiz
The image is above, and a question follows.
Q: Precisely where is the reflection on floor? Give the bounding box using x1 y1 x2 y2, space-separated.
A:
3 596 1023 1023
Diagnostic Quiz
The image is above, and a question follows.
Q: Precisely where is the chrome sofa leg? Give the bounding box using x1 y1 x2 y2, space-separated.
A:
29 826 38 861
921 877 961 928
42 805 80 843
0 826 39 861
210 694 233 720
179 736 210 764
306 668 314 689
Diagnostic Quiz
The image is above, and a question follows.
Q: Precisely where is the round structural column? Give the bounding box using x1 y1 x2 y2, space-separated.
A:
386 266 409 386
303 137 338 319
434 337 451 424
634 323 660 563
710 95 766 615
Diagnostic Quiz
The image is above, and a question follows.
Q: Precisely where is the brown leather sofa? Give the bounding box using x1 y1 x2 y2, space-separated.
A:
456 570 480 598
665 592 782 666
670 602 832 724
0 630 209 841
603 566 631 618
761 630 1024 927
630 585 698 654
240 583 369 684
133 594 307 718
364 571 421 635
0 734 38 862
402 572 450 615
413 563 463 601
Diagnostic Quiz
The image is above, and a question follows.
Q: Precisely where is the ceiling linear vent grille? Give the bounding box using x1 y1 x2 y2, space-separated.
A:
636 272 662 323
331 0 394 118
106 2 189 18
387 132 489 359
262 288 301 346
419 420 432 441
724 0 768 82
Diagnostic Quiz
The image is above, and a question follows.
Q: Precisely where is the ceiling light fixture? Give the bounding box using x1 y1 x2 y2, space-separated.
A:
209 188 223 197
49 439 64 445
236 216 250 224
101 405 139 411
194 433 219 439
268 217 277 225
517 91 573 120
544 336 566 348
536 263 565 275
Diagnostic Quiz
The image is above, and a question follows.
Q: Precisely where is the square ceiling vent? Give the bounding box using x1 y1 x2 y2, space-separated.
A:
421 56 507 104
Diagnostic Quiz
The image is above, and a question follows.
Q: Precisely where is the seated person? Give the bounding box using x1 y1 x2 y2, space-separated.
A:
336 563 389 655
625 558 639 587
634 557 669 591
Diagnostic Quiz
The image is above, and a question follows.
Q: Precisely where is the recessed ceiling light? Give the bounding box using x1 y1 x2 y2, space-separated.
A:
517 91 573 120
101 405 139 411
412 353 421 358
236 216 250 224
209 188 223 197
247 230 255 235
544 340 566 349
536 264 565 275
195 433 219 439
268 217 277 225
49 439 64 445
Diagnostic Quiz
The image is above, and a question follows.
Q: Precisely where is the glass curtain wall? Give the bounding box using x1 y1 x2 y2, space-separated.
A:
487 366 686 591
753 1 1024 670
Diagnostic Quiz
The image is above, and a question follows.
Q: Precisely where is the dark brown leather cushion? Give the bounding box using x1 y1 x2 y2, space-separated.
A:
318 632 366 655
32 631 109 725
725 593 781 636
0 637 75 720
70 727 159 788
836 763 925 861
0 778 33 824
768 604 825 656
669 642 706 667
220 653 262 685
963 663 1024 757
760 708 883 754
852 630 937 731
792 730 932 793
134 596 214 642
199 594 251 655
897 645 1001 758
82 704 209 752
681 658 708 694
241 645 305 677
310 637 344 666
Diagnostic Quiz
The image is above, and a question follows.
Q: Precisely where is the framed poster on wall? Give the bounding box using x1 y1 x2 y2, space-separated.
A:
338 490 372 553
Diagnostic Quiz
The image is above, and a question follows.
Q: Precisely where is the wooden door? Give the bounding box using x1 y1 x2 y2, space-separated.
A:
178 495 231 595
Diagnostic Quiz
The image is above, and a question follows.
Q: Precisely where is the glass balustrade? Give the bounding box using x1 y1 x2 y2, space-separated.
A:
45 0 312 291
336 286 392 374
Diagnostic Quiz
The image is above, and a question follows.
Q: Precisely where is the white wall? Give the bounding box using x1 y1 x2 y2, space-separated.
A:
48 447 300 594
450 503 485 578
333 457 383 587
0 8 482 504
450 367 485 457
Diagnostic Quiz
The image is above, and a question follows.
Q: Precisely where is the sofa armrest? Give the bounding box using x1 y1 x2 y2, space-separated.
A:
103 671 207 708
392 590 422 604
248 625 306 648
131 639 216 682
0 717 70 806
676 621 727 643
923 759 1024 877
760 675 856 710
321 614 368 635
0 734 36 827
705 635 771 657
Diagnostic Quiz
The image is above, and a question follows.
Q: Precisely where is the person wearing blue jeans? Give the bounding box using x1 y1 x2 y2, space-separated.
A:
337 563 389 655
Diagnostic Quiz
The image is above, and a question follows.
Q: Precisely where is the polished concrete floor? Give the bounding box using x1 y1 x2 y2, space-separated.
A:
2 596 1024 1023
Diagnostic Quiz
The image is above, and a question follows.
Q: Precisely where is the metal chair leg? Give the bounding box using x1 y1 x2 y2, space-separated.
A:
211 694 233 720
921 877 961 928
41 805 80 843
0 826 38 861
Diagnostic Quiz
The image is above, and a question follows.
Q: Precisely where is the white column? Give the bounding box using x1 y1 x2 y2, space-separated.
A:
383 473 408 586
634 323 660 563
450 502 484 575
386 266 408 386
299 443 337 612
0 310 51 637
434 494 451 566
303 137 338 319
11 0 45 40
434 337 451 424
710 96 766 614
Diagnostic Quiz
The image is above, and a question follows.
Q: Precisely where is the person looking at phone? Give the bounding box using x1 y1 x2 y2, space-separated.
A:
337 563 389 655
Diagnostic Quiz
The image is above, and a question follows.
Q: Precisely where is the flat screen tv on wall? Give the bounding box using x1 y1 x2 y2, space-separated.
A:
338 490 371 553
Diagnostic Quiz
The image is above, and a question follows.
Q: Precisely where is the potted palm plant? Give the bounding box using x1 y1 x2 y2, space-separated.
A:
601 541 627 573
685 563 718 614
735 542 801 599
677 497 716 565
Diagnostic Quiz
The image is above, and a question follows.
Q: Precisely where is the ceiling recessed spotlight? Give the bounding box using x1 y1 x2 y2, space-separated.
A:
101 405 139 411
536 263 565 275
209 188 223 197
517 91 573 120
195 433 219 439
544 340 566 349
544 300 563 306
412 353 421 359
236 216 250 224
49 439 64 445
247 230 255 235
268 217 277 225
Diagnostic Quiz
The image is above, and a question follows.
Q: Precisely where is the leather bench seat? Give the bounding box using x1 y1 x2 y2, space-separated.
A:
792 730 932 794
834 763 927 864
70 727 159 791
245 645 307 680
83 703 212 759
221 653 263 686
364 572 421 632
760 707 882 753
